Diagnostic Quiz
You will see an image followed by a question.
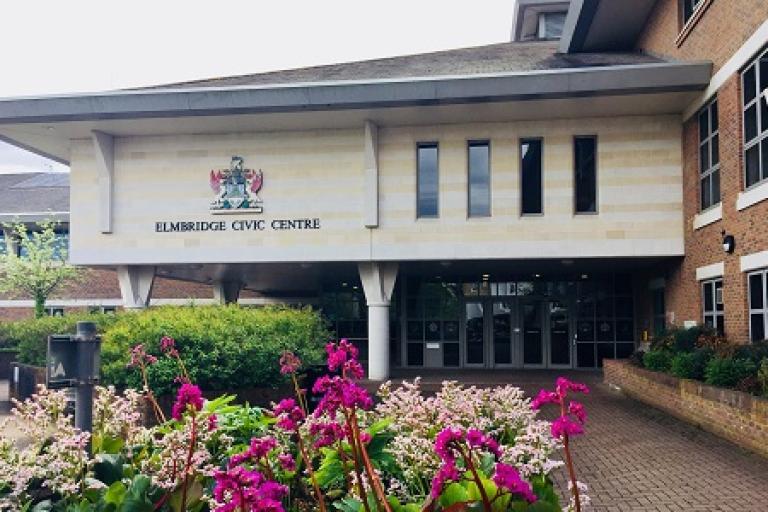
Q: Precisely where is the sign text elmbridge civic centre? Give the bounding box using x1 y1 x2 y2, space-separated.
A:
155 218 321 233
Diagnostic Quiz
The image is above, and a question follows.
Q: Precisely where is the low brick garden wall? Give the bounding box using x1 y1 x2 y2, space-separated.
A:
604 359 768 458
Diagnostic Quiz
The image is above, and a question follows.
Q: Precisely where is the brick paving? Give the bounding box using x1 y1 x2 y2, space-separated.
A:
390 370 768 512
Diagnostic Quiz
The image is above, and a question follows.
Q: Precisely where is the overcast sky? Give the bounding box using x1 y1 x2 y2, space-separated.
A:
0 0 517 173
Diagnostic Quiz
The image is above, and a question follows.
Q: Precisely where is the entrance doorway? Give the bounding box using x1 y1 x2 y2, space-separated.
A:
463 298 573 368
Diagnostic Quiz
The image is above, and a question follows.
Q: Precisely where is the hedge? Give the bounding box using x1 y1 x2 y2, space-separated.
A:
0 312 119 365
1 305 330 396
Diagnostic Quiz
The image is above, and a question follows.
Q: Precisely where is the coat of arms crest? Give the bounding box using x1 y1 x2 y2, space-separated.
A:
209 156 264 213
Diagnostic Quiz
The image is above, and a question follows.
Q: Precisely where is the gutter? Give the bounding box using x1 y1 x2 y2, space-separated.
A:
0 61 712 124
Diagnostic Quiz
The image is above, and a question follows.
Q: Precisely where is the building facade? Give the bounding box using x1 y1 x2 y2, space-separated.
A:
0 0 765 379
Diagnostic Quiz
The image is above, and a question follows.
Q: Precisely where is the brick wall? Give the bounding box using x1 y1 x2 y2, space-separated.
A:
636 0 768 73
604 359 768 458
665 70 768 343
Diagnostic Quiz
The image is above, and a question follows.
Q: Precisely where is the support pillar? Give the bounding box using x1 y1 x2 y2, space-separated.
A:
92 131 115 234
2 227 18 255
117 265 156 309
358 262 398 380
213 281 243 305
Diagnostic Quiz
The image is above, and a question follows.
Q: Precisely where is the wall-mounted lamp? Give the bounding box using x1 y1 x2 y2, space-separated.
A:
722 230 735 254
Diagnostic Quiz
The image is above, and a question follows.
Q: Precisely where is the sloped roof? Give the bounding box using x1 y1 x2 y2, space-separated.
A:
0 172 69 217
143 41 667 90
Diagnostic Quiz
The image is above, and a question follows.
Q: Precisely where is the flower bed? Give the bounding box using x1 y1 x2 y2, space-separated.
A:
0 336 595 511
604 359 768 458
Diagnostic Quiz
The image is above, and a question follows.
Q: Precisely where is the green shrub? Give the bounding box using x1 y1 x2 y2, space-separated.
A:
100 305 329 396
704 357 757 388
643 350 673 372
0 313 118 366
670 349 712 380
652 325 712 353
733 341 768 365
758 358 768 398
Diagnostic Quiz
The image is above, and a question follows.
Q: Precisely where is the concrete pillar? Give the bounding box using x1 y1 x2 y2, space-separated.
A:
2 228 18 255
117 265 156 309
358 262 398 380
213 281 243 305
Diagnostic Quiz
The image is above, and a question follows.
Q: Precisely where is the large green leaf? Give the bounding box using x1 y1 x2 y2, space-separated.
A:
103 481 126 506
93 454 126 486
439 483 470 507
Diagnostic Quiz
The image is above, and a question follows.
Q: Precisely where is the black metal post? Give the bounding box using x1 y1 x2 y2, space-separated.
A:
73 321 100 437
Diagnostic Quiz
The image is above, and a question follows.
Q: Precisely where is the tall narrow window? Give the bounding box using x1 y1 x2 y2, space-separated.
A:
574 136 597 213
520 138 543 215
417 143 439 218
699 99 720 210
682 0 703 24
742 47 768 188
702 278 724 336
468 141 490 217
748 269 768 342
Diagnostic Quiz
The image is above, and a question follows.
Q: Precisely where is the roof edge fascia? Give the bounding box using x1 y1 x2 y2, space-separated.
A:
0 60 713 125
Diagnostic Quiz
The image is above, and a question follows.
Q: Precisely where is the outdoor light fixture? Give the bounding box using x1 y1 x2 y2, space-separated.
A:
581 274 589 280
534 273 542 278
722 230 735 254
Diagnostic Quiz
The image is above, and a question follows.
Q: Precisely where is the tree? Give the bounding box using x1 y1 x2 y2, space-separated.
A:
0 220 81 318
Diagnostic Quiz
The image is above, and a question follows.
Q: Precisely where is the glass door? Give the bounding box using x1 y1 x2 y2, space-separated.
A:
521 301 545 367
492 301 514 366
548 300 572 368
464 302 486 366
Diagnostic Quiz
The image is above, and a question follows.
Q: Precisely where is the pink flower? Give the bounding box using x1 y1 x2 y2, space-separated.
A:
228 437 278 468
551 415 584 439
277 454 296 472
212 466 287 512
326 339 365 379
556 377 590 397
279 351 301 375
493 463 537 503
171 383 203 420
312 376 372 417
128 344 158 367
430 461 460 498
310 422 345 448
530 389 559 410
160 336 178 357
569 401 587 424
208 414 218 431
434 427 464 463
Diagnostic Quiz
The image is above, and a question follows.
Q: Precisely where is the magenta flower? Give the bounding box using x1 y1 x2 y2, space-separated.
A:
171 383 204 420
493 463 537 503
552 416 584 438
279 351 302 375
229 437 278 468
326 339 365 379
212 466 287 512
277 454 296 472
568 401 587 424
309 421 345 449
556 377 590 397
273 399 305 431
311 376 372 417
530 389 559 410
208 413 218 431
430 461 460 498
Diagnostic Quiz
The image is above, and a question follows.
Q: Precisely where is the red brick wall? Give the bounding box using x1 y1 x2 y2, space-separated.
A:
636 0 768 73
604 359 768 458
665 71 768 343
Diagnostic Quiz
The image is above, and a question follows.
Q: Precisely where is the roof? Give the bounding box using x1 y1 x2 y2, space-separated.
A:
144 41 666 90
0 172 69 221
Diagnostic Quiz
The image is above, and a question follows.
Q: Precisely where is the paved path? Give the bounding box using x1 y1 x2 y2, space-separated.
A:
390 370 768 512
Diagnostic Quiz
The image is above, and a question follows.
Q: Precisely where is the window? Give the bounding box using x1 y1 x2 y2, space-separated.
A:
520 139 543 215
682 0 703 24
468 141 491 217
574 136 597 213
537 12 566 40
698 100 721 210
46 307 65 317
702 278 724 335
417 143 439 218
748 269 768 342
742 47 768 188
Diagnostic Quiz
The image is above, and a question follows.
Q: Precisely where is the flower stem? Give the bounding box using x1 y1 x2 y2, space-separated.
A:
180 414 198 511
560 401 581 512
297 432 327 512
458 445 492 512
351 413 392 512
344 410 372 512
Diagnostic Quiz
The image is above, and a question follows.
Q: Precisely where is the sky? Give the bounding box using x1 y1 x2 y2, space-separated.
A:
0 0 517 173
